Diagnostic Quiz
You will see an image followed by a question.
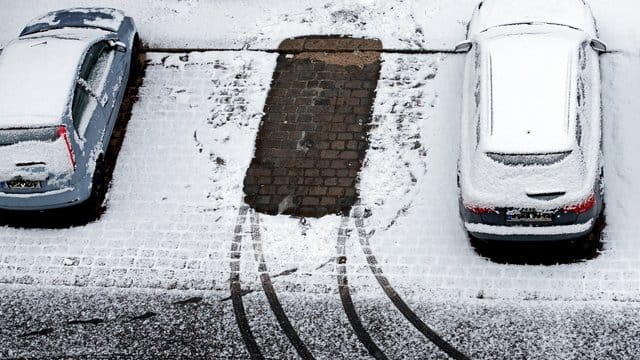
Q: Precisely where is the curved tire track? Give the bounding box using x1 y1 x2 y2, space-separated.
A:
336 215 389 360
249 210 316 360
230 205 264 359
352 205 470 360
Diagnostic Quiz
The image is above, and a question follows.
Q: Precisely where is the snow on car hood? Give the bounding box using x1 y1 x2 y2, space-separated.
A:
468 0 597 37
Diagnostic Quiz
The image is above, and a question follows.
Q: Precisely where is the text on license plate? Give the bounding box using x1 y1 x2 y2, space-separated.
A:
506 211 553 223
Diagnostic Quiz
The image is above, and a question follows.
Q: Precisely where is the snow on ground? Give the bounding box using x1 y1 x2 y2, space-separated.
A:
0 0 638 52
2 1 640 357
0 0 476 50
0 0 639 319
1 46 640 302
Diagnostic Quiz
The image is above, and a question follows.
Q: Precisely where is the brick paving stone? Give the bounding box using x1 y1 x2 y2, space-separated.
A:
244 37 382 217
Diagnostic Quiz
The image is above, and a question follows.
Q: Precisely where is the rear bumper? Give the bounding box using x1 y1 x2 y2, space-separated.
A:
465 220 595 241
460 190 603 241
0 185 89 211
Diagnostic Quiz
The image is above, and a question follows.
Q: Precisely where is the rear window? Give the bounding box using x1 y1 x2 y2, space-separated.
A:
0 127 60 146
486 151 571 166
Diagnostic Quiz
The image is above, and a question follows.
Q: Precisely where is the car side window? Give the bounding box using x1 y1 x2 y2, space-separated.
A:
575 42 588 147
473 47 481 148
72 83 91 131
85 42 115 96
71 42 112 137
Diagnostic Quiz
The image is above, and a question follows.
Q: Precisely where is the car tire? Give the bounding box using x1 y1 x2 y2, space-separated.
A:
87 156 107 212
128 34 142 86
577 233 598 258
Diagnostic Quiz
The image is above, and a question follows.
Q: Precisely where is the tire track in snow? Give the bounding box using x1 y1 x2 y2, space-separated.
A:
249 210 316 360
352 205 470 360
230 205 264 359
336 215 389 360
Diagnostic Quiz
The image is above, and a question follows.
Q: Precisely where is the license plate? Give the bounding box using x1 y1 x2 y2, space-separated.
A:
506 210 553 224
6 179 41 189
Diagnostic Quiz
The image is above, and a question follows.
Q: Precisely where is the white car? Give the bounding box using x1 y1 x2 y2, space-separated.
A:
457 0 606 241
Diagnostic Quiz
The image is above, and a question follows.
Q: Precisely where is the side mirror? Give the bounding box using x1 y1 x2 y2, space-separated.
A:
454 41 473 53
108 39 127 53
590 39 607 53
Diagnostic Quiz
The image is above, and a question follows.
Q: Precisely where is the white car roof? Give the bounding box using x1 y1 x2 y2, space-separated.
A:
0 28 109 128
479 27 585 155
469 0 596 37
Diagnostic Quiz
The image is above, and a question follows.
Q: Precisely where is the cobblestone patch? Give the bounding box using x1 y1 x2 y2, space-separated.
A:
244 37 382 218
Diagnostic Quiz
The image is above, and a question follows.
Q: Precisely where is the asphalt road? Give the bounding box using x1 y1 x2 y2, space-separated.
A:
1 286 639 359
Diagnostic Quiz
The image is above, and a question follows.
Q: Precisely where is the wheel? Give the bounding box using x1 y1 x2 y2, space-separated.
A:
87 156 107 211
127 34 142 86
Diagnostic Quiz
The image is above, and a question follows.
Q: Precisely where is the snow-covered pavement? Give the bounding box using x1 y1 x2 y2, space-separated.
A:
1 49 640 358
3 51 639 300
0 0 637 52
2 0 640 358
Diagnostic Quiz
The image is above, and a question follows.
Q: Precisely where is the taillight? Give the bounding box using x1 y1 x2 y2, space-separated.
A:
465 205 497 215
58 126 76 168
563 192 596 214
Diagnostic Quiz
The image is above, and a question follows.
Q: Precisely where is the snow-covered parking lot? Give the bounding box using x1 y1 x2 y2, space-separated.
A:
2 0 640 358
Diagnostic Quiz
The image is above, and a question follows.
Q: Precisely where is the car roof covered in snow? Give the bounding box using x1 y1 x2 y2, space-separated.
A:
469 0 596 37
0 28 110 128
479 26 586 155
21 8 125 36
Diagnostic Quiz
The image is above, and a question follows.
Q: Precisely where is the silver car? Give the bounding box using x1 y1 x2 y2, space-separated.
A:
0 8 138 210
456 0 607 241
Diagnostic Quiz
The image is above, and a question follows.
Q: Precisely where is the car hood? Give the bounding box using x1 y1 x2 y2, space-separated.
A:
468 0 597 37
